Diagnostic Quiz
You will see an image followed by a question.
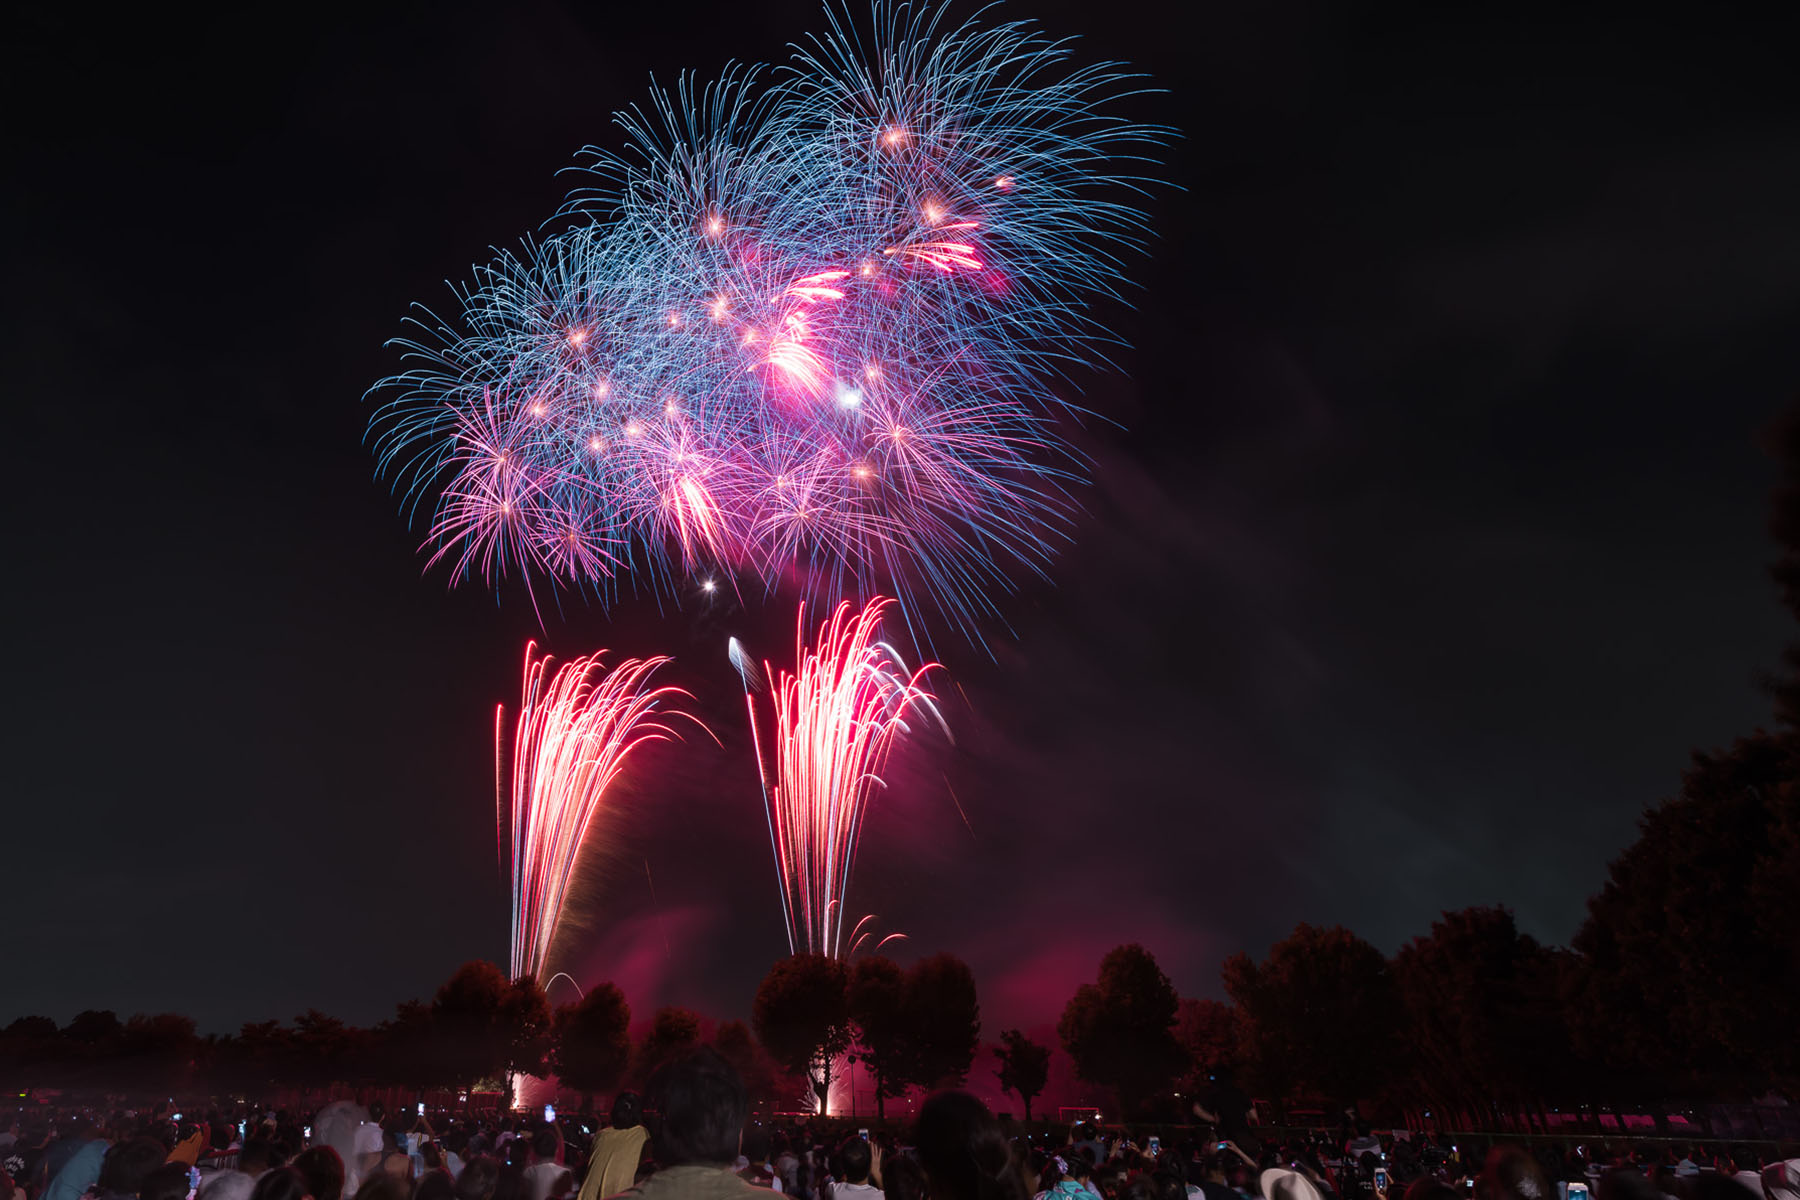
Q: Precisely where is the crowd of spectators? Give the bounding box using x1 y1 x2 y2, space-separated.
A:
2 1061 1796 1200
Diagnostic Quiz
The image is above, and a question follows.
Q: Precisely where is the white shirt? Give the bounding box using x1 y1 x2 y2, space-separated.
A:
834 1184 883 1200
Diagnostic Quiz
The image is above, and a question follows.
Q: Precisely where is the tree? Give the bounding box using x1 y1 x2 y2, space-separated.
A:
753 953 851 1114
711 1019 776 1104
849 956 910 1118
634 1006 702 1084
552 983 632 1109
431 961 552 1094
994 1029 1050 1120
1057 944 1185 1115
1174 998 1242 1095
1222 924 1396 1112
906 953 981 1089
1570 734 1800 1094
1393 906 1575 1122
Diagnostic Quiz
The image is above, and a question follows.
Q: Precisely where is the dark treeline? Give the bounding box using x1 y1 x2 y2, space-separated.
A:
8 418 1800 1123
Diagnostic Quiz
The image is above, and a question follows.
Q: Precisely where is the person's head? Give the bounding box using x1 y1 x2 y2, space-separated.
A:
914 1091 1029 1200
249 1168 309 1200
416 1172 457 1200
294 1146 347 1200
647 1047 748 1168
353 1171 410 1200
453 1158 500 1200
1479 1147 1552 1200
532 1128 558 1163
199 1171 257 1200
99 1137 170 1197
610 1095 643 1131
1067 1156 1094 1183
492 1164 526 1200
140 1164 193 1200
1404 1180 1462 1200
884 1155 929 1200
240 1140 283 1177
837 1138 873 1185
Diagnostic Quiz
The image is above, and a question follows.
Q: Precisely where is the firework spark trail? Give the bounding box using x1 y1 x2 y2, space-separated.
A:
500 641 708 981
368 3 1170 643
735 598 949 957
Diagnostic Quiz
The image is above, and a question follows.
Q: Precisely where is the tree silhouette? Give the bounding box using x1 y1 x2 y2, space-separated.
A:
633 1005 702 1084
1173 998 1242 1097
1570 734 1800 1095
710 1019 776 1103
1393 906 1575 1125
1057 944 1185 1116
552 983 631 1109
1222 924 1395 1113
906 953 981 1089
430 961 552 1095
994 1029 1050 1120
753 953 851 1114
848 955 910 1118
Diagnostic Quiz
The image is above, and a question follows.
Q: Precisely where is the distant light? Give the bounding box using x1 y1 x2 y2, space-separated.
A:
702 579 717 593
994 175 1015 191
706 215 725 236
837 384 862 407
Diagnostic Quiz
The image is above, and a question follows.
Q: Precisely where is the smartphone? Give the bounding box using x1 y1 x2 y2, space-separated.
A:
238 1121 247 1138
418 1103 426 1116
859 1129 870 1142
1217 1143 1229 1151
1568 1186 1590 1200
544 1104 556 1123
1375 1169 1390 1192
173 1113 184 1122
1147 1137 1161 1156
304 1126 312 1139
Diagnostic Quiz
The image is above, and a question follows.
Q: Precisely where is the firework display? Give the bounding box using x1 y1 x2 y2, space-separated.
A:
369 3 1167 640
500 642 706 980
735 597 948 957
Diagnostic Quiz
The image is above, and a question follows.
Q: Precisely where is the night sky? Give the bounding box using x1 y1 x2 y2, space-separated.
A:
9 0 1799 1048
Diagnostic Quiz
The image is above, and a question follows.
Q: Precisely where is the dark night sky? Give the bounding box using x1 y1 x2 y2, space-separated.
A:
8 0 1799 1048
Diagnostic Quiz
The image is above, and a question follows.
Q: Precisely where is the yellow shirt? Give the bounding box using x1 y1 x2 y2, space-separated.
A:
579 1126 651 1200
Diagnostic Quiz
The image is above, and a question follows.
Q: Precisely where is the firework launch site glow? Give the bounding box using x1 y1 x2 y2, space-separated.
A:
499 641 709 981
735 597 950 958
368 3 1169 641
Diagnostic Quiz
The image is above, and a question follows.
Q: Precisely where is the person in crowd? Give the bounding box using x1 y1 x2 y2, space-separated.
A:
352 1170 412 1200
524 1126 572 1200
1720 1150 1764 1199
240 1141 284 1179
913 1090 1031 1200
457 1158 503 1200
578 1095 650 1200
249 1167 310 1200
608 1047 764 1200
417 1171 459 1200
1763 1163 1800 1200
95 1138 173 1200
879 1158 926 1200
142 1163 196 1200
42 1119 108 1200
829 1137 881 1200
295 1146 348 1200
200 1170 258 1200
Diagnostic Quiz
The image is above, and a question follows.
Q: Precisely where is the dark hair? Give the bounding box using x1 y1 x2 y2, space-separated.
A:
240 1139 284 1175
416 1172 458 1200
1067 1155 1094 1181
611 1094 643 1130
914 1091 1030 1200
883 1155 929 1200
1405 1180 1464 1200
454 1158 501 1200
648 1047 748 1168
354 1172 412 1200
1119 1176 1160 1200
1478 1148 1552 1200
493 1163 527 1200
294 1146 347 1200
533 1128 560 1162
100 1138 172 1195
837 1137 873 1185
250 1168 311 1200
142 1164 194 1200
